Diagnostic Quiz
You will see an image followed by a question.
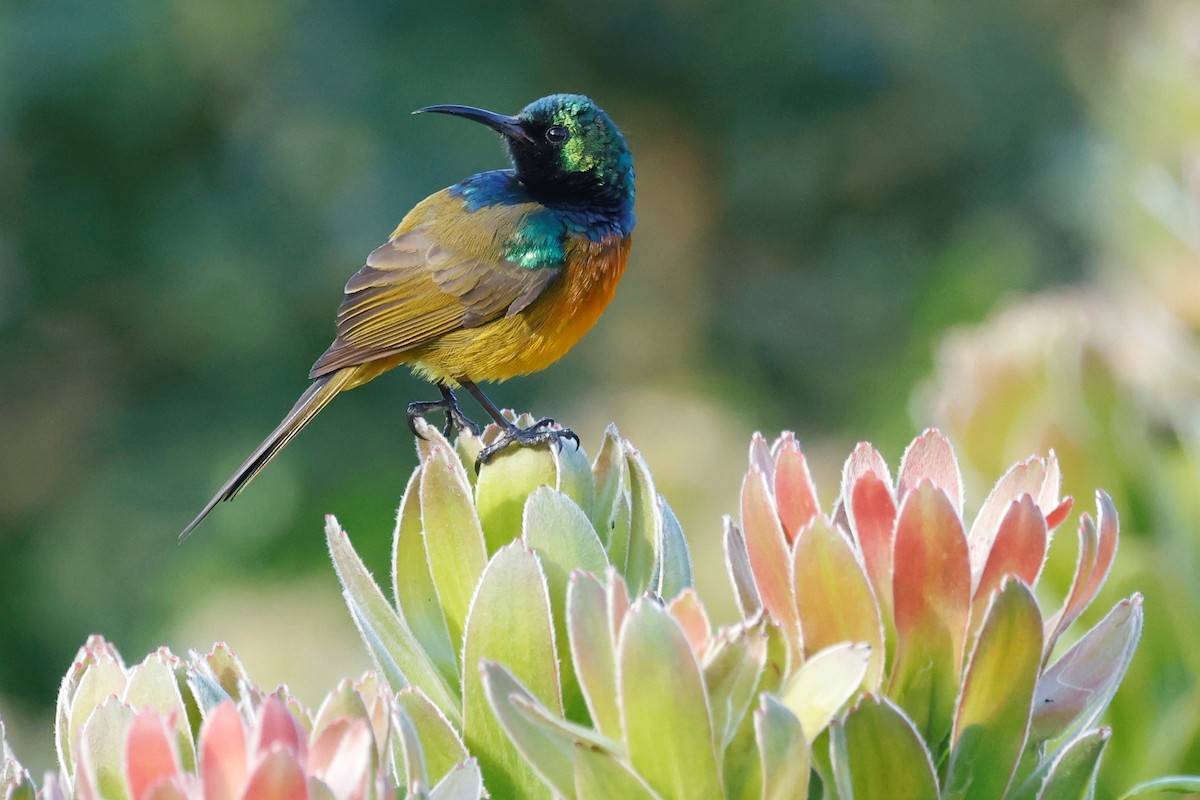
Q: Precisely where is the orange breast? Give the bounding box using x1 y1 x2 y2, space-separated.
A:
409 235 631 383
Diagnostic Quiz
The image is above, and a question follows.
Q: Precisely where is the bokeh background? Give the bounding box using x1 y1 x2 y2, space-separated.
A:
3 0 1200 794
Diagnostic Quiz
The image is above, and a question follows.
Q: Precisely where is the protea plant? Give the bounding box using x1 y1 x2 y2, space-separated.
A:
322 419 1190 798
725 428 1149 798
4 417 1196 799
326 416 712 798
5 635 482 799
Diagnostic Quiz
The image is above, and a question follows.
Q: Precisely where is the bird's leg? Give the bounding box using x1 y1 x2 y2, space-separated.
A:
406 382 483 439
460 379 580 468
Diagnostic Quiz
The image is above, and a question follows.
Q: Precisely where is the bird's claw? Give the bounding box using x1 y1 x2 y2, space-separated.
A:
406 401 439 440
406 397 482 441
474 418 579 471
445 405 483 438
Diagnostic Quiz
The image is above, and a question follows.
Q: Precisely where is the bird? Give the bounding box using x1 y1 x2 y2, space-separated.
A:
179 93 635 540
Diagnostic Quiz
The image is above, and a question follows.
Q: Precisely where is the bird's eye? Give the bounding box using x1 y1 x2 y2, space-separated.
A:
545 125 570 144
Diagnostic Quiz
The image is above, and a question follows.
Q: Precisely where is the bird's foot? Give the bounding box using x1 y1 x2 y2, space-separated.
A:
475 417 580 470
406 393 483 440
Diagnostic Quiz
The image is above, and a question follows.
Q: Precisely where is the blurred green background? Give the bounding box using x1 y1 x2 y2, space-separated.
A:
2 0 1199 793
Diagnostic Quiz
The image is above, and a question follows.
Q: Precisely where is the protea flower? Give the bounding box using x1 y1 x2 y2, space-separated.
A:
22 636 483 800
725 428 1143 797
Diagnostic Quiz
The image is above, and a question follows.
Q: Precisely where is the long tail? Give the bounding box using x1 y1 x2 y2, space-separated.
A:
179 366 359 540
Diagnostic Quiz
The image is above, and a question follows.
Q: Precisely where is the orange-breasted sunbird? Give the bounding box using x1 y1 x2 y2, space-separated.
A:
180 93 635 539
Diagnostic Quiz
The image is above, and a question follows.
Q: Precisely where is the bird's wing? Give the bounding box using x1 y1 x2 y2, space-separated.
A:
309 199 562 378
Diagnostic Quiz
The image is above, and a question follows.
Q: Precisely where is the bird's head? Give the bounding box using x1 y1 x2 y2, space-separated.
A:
415 94 634 208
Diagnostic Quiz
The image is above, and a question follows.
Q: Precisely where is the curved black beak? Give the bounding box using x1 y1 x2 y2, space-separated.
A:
413 104 534 144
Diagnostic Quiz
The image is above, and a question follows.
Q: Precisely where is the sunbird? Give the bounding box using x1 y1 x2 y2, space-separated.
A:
180 94 635 539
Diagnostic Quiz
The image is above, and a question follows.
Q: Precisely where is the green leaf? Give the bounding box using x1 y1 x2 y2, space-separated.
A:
77 698 134 800
523 487 609 725
793 518 885 689
777 642 870 741
312 680 370 737
1030 594 1143 745
429 759 485 800
326 516 460 724
393 704 430 795
759 619 790 696
184 656 233 716
574 746 663 800
607 493 633 575
808 728 840 800
63 642 127 782
754 695 810 800
416 416 481 500
420 445 489 653
479 661 581 798
944 580 1042 800
462 542 561 800
392 468 459 693
512 685 624 754
454 431 485 490
889 481 971 745
1118 777 1200 799
656 497 693 599
607 569 631 633
414 415 459 462
590 424 627 539
567 571 623 741
554 436 595 520
722 619 790 800
476 438 558 553
122 650 195 773
1035 728 1109 800
168 655 202 745
2 766 36 800
618 600 722 800
191 643 248 705
397 688 470 788
1009 729 1107 800
624 448 663 597
482 662 632 799
703 621 767 752
832 695 938 800
722 706 763 800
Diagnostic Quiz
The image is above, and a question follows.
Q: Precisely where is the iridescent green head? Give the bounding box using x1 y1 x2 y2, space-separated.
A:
416 94 634 209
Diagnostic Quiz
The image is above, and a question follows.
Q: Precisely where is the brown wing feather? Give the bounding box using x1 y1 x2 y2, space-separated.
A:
309 219 562 378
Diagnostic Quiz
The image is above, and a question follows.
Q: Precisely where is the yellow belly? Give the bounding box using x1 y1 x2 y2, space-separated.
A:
407 235 630 384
